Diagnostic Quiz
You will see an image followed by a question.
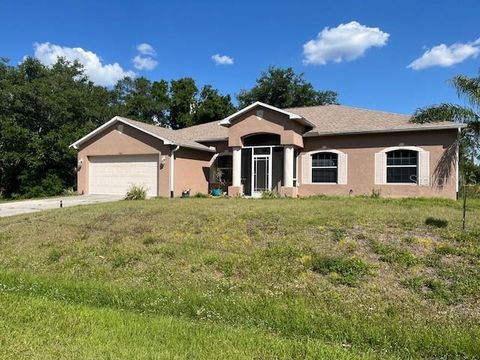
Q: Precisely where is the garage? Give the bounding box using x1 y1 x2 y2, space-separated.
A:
89 154 159 197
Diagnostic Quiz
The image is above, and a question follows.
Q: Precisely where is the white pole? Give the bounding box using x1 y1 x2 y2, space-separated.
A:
284 146 294 187
232 147 242 187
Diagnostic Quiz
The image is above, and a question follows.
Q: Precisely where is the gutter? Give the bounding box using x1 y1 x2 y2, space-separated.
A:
303 124 467 137
170 145 180 198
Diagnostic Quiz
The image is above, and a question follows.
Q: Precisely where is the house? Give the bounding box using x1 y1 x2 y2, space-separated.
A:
70 101 464 199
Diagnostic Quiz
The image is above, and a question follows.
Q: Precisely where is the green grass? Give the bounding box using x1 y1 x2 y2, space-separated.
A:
0 196 479 359
310 254 370 286
0 292 376 360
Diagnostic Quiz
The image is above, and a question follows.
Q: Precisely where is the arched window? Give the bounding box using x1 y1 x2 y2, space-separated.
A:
311 152 338 183
386 150 418 183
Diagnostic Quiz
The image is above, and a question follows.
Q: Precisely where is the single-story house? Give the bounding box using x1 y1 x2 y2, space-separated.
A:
70 101 464 199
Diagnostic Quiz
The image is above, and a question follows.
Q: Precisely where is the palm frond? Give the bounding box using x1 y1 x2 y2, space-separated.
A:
451 75 480 108
411 103 479 124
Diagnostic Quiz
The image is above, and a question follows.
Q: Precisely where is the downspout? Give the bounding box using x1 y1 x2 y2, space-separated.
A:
170 145 180 198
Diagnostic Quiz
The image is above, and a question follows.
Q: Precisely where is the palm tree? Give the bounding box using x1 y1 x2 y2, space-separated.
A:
412 71 480 163
412 71 480 229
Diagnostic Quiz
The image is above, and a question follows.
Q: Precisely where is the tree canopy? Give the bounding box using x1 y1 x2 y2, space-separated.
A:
0 58 115 198
237 66 338 109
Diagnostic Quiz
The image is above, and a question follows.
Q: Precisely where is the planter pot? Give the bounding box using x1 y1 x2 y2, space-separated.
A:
211 188 223 197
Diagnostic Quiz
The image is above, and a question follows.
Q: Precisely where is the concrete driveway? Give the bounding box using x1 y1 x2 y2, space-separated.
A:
0 195 122 218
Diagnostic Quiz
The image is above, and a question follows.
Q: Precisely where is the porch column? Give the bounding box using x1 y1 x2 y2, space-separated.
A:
283 146 294 188
232 147 241 187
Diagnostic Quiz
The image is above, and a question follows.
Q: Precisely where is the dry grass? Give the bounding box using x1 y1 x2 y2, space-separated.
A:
0 196 479 359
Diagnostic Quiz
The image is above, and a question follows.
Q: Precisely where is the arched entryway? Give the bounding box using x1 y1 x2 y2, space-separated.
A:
239 134 296 197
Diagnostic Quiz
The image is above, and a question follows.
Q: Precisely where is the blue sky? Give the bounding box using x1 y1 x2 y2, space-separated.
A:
1 0 479 114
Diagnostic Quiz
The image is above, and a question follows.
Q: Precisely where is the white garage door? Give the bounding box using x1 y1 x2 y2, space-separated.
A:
89 155 158 197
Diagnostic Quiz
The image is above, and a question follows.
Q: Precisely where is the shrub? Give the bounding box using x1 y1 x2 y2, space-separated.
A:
425 217 448 228
124 185 147 200
22 174 65 198
62 187 77 196
310 255 370 286
193 192 209 198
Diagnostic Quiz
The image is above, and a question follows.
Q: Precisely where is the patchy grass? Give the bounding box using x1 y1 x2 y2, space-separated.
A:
0 196 479 359
310 255 370 286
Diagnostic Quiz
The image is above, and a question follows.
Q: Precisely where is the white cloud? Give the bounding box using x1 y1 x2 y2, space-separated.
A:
33 42 135 86
132 55 158 70
302 21 389 65
211 54 234 65
137 43 156 56
408 39 480 70
132 43 158 71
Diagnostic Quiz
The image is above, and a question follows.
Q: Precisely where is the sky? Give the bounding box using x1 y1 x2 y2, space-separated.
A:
1 0 479 115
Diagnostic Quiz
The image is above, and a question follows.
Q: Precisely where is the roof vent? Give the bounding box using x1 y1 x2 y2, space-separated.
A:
256 110 264 120
117 124 124 133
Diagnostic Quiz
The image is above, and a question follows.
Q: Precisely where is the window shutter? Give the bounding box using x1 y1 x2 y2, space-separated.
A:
418 151 430 186
375 152 386 185
302 153 311 184
337 153 347 184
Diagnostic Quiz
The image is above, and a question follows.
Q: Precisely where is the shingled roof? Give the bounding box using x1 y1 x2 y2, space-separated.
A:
71 104 464 152
70 116 216 152
176 104 462 142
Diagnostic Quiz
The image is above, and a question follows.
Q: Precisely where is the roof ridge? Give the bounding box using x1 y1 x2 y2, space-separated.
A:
118 117 175 132
175 119 221 132
333 104 411 117
285 104 411 117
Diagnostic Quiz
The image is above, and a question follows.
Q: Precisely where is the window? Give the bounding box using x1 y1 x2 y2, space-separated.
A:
386 150 417 183
216 155 232 184
312 152 338 183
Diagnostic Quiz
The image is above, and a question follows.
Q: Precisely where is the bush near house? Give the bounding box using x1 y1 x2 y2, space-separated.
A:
124 185 147 200
0 196 479 359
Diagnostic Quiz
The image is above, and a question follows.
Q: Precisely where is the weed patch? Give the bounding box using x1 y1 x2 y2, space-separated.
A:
310 255 370 286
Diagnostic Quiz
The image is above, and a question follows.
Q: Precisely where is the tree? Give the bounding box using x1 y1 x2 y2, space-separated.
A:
411 71 480 175
169 79 235 128
237 66 338 109
169 78 198 129
113 77 170 126
0 57 114 197
193 85 236 125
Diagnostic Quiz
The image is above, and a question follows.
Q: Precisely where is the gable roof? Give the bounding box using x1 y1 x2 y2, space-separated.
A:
177 104 464 142
69 116 216 152
71 104 466 152
218 101 315 127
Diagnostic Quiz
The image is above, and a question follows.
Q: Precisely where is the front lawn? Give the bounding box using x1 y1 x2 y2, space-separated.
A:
0 196 479 359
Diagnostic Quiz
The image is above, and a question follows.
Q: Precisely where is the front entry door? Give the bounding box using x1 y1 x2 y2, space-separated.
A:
253 155 271 196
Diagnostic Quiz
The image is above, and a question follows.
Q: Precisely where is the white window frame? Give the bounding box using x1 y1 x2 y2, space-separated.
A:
386 150 418 185
304 149 347 185
376 146 429 186
311 152 339 184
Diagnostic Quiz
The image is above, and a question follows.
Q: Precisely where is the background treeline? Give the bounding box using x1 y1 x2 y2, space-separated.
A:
0 58 337 198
